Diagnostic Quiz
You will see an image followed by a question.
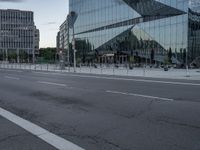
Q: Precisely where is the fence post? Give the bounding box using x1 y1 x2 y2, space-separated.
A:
113 65 115 75
90 63 92 73
143 64 146 77
127 64 129 76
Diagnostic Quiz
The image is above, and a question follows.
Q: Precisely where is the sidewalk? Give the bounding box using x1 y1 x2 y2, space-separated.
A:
70 66 200 80
1 62 200 80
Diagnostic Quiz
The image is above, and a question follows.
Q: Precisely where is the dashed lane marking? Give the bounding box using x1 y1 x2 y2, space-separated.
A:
106 90 174 101
37 81 67 87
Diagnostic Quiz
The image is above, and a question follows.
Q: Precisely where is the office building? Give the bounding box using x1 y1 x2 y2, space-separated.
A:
60 0 200 65
0 9 39 62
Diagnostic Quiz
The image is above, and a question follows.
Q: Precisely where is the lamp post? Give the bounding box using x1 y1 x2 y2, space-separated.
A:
186 47 190 77
67 11 78 72
67 16 70 71
72 24 76 72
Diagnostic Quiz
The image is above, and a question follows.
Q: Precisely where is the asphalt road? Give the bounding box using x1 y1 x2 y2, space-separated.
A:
0 69 200 150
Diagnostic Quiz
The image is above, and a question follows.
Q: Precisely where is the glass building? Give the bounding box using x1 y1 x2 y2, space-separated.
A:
67 0 200 65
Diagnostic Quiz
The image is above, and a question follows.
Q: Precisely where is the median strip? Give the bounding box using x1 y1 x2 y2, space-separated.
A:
0 107 85 150
106 90 174 101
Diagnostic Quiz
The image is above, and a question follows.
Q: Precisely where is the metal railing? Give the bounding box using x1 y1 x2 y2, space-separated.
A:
0 61 200 78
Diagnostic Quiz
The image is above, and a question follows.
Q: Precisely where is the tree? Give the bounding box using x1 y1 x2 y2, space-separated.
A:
150 49 155 64
168 48 173 64
183 49 187 64
19 50 28 63
8 52 17 62
39 48 57 63
75 39 92 63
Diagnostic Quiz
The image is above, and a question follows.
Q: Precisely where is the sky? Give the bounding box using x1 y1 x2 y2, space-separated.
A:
0 0 69 48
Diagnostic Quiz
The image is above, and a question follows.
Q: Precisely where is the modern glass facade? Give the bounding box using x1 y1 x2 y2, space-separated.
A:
68 0 200 64
189 0 200 63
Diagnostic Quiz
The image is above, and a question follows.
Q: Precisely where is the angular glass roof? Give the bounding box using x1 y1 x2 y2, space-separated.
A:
123 0 186 17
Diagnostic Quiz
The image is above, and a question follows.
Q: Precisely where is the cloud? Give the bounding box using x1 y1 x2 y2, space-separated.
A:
42 22 57 25
0 0 25 2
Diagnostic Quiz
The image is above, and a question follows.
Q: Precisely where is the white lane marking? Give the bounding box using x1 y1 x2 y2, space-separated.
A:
37 81 67 87
33 71 200 86
4 76 20 80
0 107 84 150
33 71 63 76
106 90 174 101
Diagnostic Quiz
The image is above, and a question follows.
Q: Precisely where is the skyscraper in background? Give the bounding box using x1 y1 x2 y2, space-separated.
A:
0 9 39 63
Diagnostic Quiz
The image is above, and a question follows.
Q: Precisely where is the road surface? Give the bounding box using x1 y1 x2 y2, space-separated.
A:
0 69 200 150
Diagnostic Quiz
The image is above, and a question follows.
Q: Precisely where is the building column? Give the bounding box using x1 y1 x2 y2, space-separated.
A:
2 49 5 61
32 49 35 63
27 50 30 63
6 49 8 62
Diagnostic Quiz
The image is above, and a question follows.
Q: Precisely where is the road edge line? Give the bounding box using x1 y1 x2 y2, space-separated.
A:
0 107 85 150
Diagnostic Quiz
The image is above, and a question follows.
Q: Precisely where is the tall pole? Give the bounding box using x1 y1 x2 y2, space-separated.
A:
68 11 78 72
32 49 35 64
73 25 76 72
145 40 148 68
33 29 35 64
61 34 65 70
67 21 70 71
146 47 148 67
186 14 189 77
186 47 190 77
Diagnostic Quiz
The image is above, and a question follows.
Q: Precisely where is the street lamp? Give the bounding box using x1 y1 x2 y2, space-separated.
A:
67 11 78 72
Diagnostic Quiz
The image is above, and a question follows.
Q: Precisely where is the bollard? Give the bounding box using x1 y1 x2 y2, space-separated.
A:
47 64 49 72
186 65 190 77
127 65 129 76
113 65 115 75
